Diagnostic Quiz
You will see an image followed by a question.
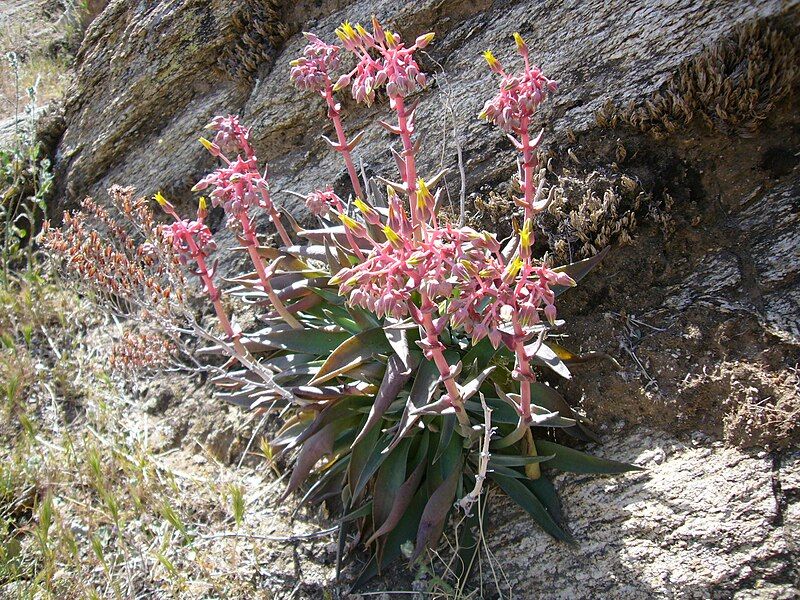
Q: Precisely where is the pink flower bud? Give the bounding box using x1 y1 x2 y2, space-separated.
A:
544 303 557 325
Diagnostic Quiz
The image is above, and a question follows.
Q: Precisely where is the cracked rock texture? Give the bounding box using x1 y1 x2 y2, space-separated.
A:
49 0 800 597
488 429 799 599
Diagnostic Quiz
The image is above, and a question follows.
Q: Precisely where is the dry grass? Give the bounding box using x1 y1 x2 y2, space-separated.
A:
0 277 340 598
0 0 82 121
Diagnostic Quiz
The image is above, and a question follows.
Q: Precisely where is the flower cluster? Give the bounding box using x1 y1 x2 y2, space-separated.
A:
289 33 340 92
110 330 175 373
193 157 269 224
304 188 343 217
334 196 573 350
333 19 433 105
479 35 558 133
335 215 465 320
206 115 254 158
451 260 570 349
162 217 217 266
42 188 188 325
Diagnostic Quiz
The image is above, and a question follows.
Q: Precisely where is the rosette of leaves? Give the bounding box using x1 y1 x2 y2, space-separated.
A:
201 231 638 585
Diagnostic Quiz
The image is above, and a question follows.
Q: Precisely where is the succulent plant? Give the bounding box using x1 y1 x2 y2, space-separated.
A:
52 17 642 587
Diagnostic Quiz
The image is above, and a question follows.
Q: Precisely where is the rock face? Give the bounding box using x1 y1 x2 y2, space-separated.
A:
488 429 799 599
50 0 800 597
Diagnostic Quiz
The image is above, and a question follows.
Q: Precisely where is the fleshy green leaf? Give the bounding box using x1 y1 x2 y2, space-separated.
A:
253 328 351 355
321 306 362 335
309 328 390 385
526 341 572 379
461 336 497 373
489 472 574 543
529 382 600 442
353 487 427 588
457 366 495 402
372 436 413 533
384 324 413 369
535 439 643 474
281 396 370 454
525 476 565 526
347 419 382 503
298 455 349 507
488 453 555 467
339 500 372 524
351 433 393 501
433 414 456 464
366 432 428 547
281 422 336 500
387 357 438 451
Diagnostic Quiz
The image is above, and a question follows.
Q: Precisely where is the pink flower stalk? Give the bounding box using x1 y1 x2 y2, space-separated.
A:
196 154 292 249
194 132 301 329
334 18 434 237
478 35 565 423
290 33 364 199
155 194 244 353
480 34 557 221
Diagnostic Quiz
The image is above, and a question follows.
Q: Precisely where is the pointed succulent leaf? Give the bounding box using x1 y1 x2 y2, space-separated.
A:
488 453 555 467
529 382 600 441
340 361 386 383
433 414 456 465
552 246 610 296
321 307 362 335
372 436 413 533
526 341 572 379
252 328 351 355
309 285 346 306
309 328 391 386
490 418 528 449
460 336 498 373
387 356 438 451
347 304 381 330
457 366 496 402
366 432 428 547
525 476 565 526
298 455 350 507
535 439 644 474
489 472 574 543
352 488 427 589
351 354 413 446
293 383 377 401
489 464 530 479
280 422 336 500
383 323 414 369
412 456 463 562
351 433 393 501
466 398 518 424
276 277 329 301
346 420 382 503
281 396 371 454
339 501 373 524
282 244 329 261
